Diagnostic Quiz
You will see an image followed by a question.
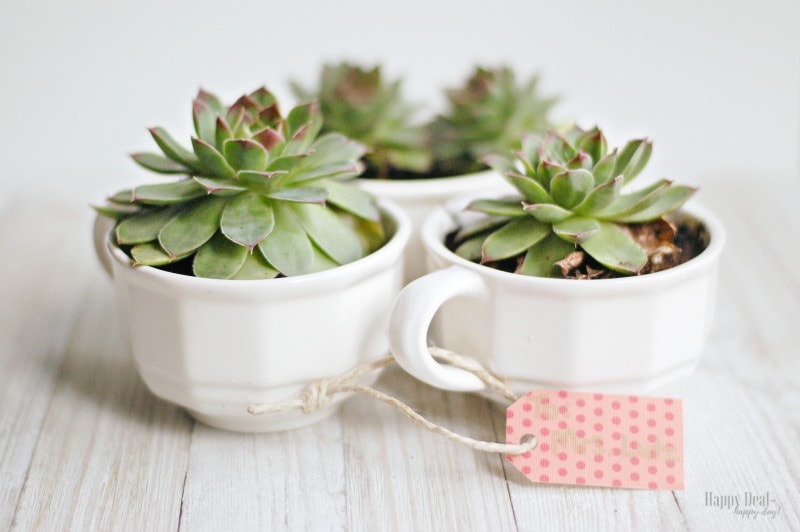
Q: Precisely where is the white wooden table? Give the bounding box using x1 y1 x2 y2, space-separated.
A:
2 179 798 531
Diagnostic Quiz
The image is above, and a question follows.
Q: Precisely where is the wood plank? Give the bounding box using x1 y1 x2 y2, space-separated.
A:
340 366 517 531
11 279 193 530
178 417 349 530
0 204 96 529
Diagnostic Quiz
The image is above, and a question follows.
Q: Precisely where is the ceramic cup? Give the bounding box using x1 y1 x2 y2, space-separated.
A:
94 201 410 432
389 198 725 396
358 171 510 282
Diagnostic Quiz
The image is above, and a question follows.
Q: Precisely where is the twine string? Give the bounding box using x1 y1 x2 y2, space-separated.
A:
247 347 537 455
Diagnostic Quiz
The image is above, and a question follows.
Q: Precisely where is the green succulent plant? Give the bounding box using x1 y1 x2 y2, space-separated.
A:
292 62 432 179
96 87 386 280
430 66 557 176
452 126 696 277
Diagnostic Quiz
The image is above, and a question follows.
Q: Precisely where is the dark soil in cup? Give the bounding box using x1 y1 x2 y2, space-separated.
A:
446 213 709 280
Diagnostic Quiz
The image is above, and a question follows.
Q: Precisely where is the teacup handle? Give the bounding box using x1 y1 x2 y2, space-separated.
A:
389 265 490 392
92 214 116 278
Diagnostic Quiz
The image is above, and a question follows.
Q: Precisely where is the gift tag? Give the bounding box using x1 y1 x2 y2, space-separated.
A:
506 390 683 490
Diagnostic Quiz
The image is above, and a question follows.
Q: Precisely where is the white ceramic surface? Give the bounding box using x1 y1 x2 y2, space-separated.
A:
94 201 411 432
389 199 725 396
357 171 511 282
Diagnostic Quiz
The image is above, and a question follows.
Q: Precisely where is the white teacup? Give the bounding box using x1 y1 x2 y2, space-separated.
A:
389 199 725 396
94 201 410 432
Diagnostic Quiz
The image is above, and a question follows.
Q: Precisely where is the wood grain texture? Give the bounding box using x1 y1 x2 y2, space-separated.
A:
1 181 799 531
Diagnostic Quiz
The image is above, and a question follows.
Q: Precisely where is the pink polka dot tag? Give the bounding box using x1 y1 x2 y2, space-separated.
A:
505 390 683 490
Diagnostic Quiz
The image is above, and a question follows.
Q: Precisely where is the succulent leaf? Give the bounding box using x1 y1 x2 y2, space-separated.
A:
149 127 200 170
266 187 329 204
523 203 573 223
258 204 315 276
552 216 601 243
192 232 249 279
550 169 594 209
518 234 575 277
291 202 363 265
130 242 189 266
192 137 237 178
468 198 526 217
132 180 207 205
579 222 647 274
323 179 381 221
613 139 652 184
231 251 280 280
223 139 268 171
572 175 623 215
158 196 227 257
614 185 697 223
482 216 549 262
131 153 188 174
505 173 553 204
219 193 275 249
116 206 181 245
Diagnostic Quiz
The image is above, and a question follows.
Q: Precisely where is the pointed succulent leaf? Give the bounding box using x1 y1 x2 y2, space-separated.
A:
613 139 652 184
577 127 607 164
614 185 697 223
132 179 207 205
454 215 510 243
537 160 567 188
567 151 593 170
196 89 224 115
158 196 227 256
552 216 601 243
550 169 594 209
258 204 315 276
467 198 526 217
266 187 329 204
267 154 308 173
116 206 181 245
482 216 550 262
193 99 218 144
309 243 341 273
131 153 189 174
253 128 285 152
231 250 280 280
592 150 618 185
323 179 380 221
214 117 234 151
290 203 363 265
191 138 236 178
149 127 199 170
93 202 141 219
518 234 575 277
523 203 573 223
223 139 268 172
286 102 322 147
238 171 285 194
572 175 624 215
193 176 247 193
109 189 134 204
580 222 647 274
454 235 485 261
130 242 189 267
192 232 249 279
596 179 671 218
519 134 542 169
220 193 275 249
505 173 553 204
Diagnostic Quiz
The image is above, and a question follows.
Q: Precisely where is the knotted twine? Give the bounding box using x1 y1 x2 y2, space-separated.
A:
247 347 538 454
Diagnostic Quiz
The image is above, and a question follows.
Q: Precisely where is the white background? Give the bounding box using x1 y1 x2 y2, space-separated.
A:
1 0 798 205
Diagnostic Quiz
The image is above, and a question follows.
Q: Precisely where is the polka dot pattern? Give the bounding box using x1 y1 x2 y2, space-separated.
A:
506 390 683 490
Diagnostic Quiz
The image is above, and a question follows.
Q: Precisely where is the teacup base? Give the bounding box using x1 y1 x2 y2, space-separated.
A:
188 404 342 433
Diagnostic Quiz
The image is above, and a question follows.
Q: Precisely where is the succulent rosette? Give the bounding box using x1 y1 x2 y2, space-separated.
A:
96 87 385 279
